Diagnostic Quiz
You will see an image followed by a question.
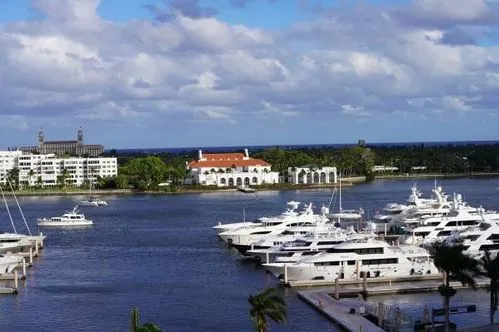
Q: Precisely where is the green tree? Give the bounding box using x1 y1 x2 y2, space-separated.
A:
478 250 499 326
56 168 70 189
6 167 20 190
27 169 35 188
130 308 161 332
430 241 479 332
248 287 287 332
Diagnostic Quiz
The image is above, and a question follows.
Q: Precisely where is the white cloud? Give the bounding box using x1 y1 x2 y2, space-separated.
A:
0 0 498 142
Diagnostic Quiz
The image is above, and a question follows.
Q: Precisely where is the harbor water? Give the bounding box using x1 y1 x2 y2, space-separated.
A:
0 178 498 331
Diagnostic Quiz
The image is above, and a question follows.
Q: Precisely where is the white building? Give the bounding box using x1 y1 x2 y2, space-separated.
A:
0 151 23 186
5 152 117 188
287 166 337 184
186 149 278 187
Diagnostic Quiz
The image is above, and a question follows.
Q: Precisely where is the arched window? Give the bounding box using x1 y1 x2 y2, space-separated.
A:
252 177 258 184
313 172 319 184
320 172 326 183
329 172 336 183
244 177 250 185
228 178 234 187
220 178 227 186
236 177 242 186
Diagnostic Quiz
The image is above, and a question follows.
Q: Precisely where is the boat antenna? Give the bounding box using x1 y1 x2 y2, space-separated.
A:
0 184 17 234
7 178 32 235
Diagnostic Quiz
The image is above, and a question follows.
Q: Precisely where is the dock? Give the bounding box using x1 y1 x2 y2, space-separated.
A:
298 289 385 332
286 272 445 287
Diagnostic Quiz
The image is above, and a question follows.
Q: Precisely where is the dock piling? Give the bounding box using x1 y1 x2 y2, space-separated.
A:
284 265 288 284
29 247 33 264
14 270 18 290
35 241 39 255
335 277 339 300
22 258 26 277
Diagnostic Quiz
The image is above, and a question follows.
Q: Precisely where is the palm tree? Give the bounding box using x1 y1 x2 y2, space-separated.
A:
27 169 35 188
430 241 480 332
130 307 161 332
478 250 499 326
248 287 287 332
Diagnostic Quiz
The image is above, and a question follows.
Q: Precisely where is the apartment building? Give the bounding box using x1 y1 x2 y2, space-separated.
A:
6 152 117 188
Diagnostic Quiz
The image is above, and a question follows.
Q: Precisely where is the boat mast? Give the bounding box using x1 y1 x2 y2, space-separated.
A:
7 178 32 235
0 184 17 234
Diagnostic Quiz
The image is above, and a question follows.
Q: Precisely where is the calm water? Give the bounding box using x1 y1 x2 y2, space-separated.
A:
0 178 498 331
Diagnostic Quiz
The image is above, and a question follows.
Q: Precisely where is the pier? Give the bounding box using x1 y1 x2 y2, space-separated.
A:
297 279 490 331
298 289 385 332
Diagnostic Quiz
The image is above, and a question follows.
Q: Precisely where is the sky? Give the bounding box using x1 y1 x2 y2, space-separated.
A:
1 0 499 149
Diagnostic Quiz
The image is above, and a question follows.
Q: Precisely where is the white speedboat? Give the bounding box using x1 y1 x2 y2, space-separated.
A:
263 238 439 283
79 198 108 207
37 206 94 227
238 186 255 193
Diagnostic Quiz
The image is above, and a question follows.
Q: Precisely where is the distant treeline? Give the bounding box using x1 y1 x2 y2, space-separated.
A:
98 142 499 190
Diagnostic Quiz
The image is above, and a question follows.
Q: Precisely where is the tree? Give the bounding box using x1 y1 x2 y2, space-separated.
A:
130 307 161 332
57 168 70 189
248 287 287 332
430 241 480 332
27 169 35 188
6 167 20 190
478 250 499 326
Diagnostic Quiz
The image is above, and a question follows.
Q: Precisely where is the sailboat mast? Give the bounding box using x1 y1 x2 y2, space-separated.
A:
0 185 17 233
7 178 32 236
339 173 342 213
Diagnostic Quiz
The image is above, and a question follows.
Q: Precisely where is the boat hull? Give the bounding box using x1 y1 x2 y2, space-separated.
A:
37 220 93 227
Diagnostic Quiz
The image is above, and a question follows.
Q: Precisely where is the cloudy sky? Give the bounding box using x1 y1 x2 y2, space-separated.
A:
0 0 499 149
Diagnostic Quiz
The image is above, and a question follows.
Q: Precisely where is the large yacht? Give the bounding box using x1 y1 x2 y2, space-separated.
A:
427 220 499 258
404 205 499 245
374 185 456 224
37 206 94 227
213 201 302 235
247 223 377 264
0 254 24 274
263 239 439 283
218 203 331 253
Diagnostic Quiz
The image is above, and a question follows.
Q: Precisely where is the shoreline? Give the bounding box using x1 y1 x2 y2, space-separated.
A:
4 172 499 197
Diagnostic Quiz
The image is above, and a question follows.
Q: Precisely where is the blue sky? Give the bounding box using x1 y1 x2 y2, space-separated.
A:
0 0 498 149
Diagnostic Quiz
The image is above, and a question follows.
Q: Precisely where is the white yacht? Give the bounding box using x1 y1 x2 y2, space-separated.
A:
427 221 499 258
79 198 108 207
0 254 23 274
37 206 94 227
218 203 331 253
247 223 377 264
404 205 499 245
327 176 364 222
213 201 302 235
374 185 450 224
263 239 439 283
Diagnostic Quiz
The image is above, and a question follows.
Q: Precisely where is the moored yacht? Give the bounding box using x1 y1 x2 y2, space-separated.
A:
218 203 330 253
79 198 108 207
0 254 24 274
263 238 439 283
404 205 499 245
213 201 301 235
247 223 377 264
37 206 93 227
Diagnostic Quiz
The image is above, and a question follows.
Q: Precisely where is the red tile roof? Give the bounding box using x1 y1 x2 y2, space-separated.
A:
187 152 271 168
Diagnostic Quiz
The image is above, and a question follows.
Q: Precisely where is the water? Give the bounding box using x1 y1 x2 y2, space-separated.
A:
0 178 498 331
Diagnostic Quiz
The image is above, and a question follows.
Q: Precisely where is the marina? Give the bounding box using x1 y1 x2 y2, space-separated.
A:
0 178 499 331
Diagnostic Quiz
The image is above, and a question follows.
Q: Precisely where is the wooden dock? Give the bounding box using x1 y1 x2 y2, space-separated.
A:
298 289 385 332
328 279 489 299
287 273 444 287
